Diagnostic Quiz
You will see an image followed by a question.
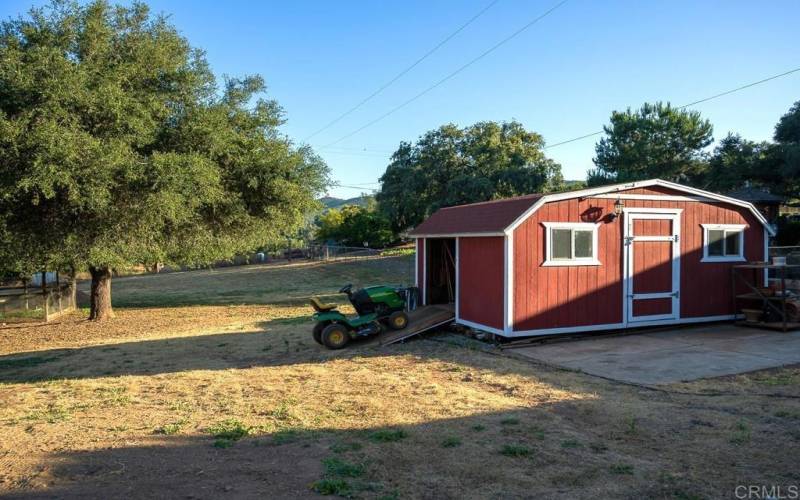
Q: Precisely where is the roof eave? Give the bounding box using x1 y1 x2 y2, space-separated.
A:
502 179 776 237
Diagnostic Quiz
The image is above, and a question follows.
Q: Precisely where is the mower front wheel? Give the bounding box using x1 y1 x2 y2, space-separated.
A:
312 322 327 345
388 311 409 330
321 323 351 350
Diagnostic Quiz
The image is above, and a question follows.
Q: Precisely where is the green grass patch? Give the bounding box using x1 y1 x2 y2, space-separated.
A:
609 463 634 475
0 308 44 321
368 429 408 443
441 436 462 448
330 441 363 454
752 372 799 386
208 418 250 447
561 439 582 449
471 424 486 432
213 438 235 449
729 420 751 444
499 444 532 458
528 425 546 440
774 409 800 420
272 428 302 445
500 417 520 426
323 457 365 478
25 404 70 423
311 478 351 496
380 247 415 257
154 420 185 435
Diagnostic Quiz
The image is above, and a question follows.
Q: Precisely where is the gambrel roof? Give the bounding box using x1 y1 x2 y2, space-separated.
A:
409 179 776 237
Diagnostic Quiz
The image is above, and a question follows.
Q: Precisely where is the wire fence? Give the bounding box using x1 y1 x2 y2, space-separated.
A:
0 282 77 323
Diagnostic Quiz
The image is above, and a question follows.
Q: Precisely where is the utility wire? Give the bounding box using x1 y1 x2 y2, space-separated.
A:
303 0 501 142
545 65 800 149
323 0 569 148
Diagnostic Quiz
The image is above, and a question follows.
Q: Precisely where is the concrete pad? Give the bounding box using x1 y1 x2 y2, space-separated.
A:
512 324 800 385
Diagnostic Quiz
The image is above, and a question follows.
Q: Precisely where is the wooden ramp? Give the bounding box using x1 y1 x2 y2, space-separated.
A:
379 304 455 346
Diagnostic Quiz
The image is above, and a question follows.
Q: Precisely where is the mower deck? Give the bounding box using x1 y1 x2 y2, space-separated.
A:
379 304 455 346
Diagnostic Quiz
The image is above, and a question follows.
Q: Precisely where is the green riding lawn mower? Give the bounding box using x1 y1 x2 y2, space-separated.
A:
309 284 416 349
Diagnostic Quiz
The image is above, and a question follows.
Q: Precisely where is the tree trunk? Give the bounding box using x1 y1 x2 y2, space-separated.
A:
88 266 114 321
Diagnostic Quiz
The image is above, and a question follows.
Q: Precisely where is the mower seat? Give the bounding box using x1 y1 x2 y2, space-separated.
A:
309 297 337 312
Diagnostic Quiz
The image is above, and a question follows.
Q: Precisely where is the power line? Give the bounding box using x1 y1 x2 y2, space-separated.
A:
335 184 379 192
323 0 569 148
303 0 501 142
544 66 800 150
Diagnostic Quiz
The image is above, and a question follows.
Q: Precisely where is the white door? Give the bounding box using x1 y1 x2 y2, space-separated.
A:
624 210 681 324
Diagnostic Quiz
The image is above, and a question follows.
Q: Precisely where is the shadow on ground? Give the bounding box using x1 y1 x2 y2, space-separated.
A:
0 404 764 500
0 313 428 383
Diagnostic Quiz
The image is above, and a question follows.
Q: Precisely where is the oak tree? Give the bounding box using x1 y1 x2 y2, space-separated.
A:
0 1 328 319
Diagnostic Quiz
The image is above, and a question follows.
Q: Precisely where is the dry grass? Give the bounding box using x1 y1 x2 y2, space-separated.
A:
0 256 798 498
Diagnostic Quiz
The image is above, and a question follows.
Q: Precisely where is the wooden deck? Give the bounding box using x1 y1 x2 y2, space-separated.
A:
379 304 455 346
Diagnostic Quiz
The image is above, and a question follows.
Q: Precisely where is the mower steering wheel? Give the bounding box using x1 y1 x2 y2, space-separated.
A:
338 284 353 295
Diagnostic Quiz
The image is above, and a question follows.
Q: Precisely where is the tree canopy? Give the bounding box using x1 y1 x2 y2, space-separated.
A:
589 102 713 186
773 100 800 197
376 120 563 233
315 200 394 248
702 133 777 192
0 1 328 318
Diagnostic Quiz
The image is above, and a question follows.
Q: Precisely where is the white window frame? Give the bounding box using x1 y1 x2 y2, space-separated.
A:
701 224 746 262
542 222 601 266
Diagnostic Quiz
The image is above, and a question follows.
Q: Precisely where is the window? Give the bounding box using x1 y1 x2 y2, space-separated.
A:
542 222 600 266
701 224 746 262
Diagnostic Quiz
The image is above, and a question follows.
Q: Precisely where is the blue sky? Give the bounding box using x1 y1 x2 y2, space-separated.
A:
3 1 798 198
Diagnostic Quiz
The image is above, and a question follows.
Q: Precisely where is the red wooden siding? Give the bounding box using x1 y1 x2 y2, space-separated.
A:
459 237 504 330
511 190 765 332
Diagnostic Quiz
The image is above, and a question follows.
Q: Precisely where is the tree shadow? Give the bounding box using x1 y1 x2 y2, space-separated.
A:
0 314 410 384
2 401 785 500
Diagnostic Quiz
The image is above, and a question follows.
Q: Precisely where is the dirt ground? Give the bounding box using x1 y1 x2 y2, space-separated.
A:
1 257 799 499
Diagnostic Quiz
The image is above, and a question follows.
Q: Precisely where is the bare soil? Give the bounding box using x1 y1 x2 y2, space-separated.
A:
1 257 798 499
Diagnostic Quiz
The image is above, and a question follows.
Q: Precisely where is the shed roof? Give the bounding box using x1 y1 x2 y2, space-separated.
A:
727 187 783 204
409 179 776 237
408 193 543 236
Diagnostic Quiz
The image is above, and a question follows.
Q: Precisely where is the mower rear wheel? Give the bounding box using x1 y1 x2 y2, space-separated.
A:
312 322 326 344
388 311 409 330
321 323 350 349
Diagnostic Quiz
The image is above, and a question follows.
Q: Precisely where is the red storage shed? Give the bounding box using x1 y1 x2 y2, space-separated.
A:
409 179 775 337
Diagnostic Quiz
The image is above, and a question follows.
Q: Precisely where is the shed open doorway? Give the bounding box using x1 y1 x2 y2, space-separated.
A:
425 238 456 305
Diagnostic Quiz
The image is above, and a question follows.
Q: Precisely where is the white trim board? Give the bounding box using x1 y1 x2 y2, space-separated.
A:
455 237 460 321
541 221 601 266
623 210 681 325
457 318 505 336
505 314 742 338
410 232 504 238
503 179 774 236
414 238 420 288
504 233 513 334
589 193 718 202
700 224 747 263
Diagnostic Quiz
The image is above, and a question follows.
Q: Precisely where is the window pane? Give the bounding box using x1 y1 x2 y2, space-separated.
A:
551 229 571 259
707 230 724 256
574 230 593 258
724 231 740 256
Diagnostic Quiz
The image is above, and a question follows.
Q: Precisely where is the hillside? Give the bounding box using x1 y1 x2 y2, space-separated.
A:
319 195 371 210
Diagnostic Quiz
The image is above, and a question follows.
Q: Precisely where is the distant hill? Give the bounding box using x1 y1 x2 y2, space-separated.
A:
320 195 371 210
563 179 586 189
